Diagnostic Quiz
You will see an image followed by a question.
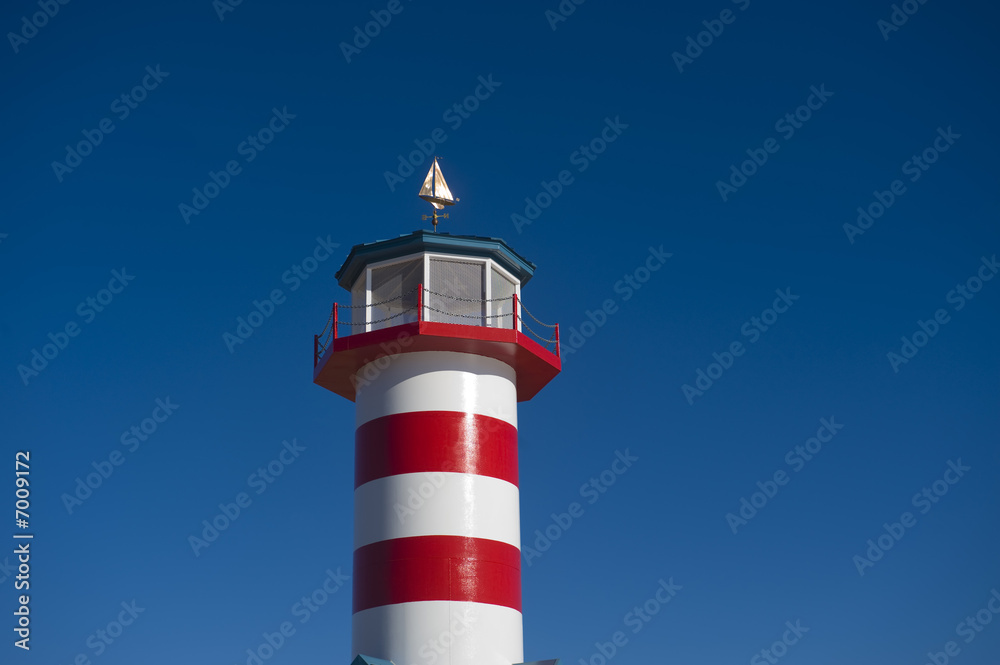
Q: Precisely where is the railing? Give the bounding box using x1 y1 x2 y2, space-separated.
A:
313 283 560 366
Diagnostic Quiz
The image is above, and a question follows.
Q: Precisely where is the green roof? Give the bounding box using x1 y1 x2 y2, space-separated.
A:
335 229 537 290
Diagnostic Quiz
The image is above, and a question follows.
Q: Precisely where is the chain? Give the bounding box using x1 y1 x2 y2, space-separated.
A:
423 287 513 303
316 288 559 350
517 316 559 344
518 300 557 328
336 285 421 309
422 304 493 320
317 306 334 338
340 310 417 326
317 310 412 356
316 336 328 358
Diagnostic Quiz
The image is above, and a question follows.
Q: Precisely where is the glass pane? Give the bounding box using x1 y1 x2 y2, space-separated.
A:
428 258 484 325
369 259 422 330
351 274 366 327
489 267 516 328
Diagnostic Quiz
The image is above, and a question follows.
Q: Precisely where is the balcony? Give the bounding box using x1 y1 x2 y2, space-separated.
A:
312 284 561 402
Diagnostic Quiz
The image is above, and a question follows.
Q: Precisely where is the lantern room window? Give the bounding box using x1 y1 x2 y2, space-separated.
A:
349 253 522 332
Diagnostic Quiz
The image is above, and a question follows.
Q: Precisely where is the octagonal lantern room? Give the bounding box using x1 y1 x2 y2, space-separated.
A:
345 238 522 331
313 230 561 403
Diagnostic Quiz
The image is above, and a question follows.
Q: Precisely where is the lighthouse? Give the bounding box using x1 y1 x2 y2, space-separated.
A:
312 161 562 665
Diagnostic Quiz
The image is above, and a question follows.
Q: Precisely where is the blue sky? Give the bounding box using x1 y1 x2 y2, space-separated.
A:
2 0 999 664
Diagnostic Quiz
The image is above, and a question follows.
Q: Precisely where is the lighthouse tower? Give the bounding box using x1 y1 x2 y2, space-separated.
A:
313 227 562 665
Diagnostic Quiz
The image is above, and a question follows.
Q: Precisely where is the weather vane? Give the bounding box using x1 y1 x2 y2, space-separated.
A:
418 156 458 232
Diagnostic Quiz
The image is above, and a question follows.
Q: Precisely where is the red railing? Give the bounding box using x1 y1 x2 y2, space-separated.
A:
314 282 559 366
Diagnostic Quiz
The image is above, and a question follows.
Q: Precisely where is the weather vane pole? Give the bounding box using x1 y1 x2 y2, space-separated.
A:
419 156 458 232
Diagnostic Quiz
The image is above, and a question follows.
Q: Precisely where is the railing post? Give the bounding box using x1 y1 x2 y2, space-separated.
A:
417 283 423 323
333 303 339 340
555 323 560 358
313 334 319 367
512 293 518 331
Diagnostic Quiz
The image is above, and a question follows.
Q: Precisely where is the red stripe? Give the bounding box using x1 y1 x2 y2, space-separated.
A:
355 411 518 489
353 536 521 613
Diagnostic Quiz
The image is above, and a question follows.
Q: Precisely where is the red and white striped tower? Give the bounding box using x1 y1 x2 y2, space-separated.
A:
313 230 561 665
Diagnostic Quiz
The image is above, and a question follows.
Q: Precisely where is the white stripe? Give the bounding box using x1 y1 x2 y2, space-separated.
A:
355 351 517 429
353 601 523 665
354 472 520 550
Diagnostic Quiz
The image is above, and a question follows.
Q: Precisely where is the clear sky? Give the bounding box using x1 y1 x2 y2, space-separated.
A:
1 1 998 664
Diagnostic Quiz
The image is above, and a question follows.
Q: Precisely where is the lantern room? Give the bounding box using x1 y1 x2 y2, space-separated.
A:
313 230 561 403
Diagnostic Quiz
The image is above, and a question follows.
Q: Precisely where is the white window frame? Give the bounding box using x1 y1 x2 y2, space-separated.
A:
487 260 522 331
353 251 522 331
424 252 487 325
424 252 515 327
360 251 425 332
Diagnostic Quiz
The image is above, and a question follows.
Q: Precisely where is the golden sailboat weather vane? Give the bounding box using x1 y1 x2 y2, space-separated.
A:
419 156 459 232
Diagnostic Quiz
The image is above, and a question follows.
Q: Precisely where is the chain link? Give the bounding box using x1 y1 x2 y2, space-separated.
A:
317 330 331 358
340 310 417 326
422 304 505 320
519 300 557 328
317 306 334 339
517 316 559 344
316 288 559 352
422 287 512 303
336 285 420 309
